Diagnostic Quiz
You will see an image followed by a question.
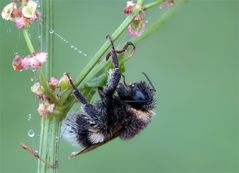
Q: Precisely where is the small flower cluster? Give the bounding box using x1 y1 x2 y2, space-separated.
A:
31 75 71 116
1 0 41 29
123 1 145 37
160 0 176 9
12 52 47 71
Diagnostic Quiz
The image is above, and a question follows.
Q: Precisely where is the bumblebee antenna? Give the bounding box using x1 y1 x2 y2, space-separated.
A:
122 74 128 86
125 99 152 103
142 72 156 91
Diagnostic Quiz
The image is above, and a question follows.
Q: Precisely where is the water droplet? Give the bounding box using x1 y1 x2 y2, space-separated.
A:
83 53 87 57
65 41 69 43
30 78 34 82
27 113 32 121
74 47 78 50
78 50 82 53
28 129 35 138
49 29 54 34
55 136 60 143
145 20 149 24
38 35 41 39
70 45 75 49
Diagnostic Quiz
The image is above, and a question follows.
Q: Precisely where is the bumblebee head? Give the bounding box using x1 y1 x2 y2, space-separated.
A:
117 73 156 111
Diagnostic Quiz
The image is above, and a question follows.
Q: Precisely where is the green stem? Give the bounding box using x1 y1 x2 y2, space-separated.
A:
74 9 141 87
143 0 164 11
63 0 145 102
23 29 35 53
133 0 188 44
37 1 61 173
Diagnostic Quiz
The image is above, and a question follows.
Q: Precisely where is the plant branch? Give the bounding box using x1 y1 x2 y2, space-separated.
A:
143 0 164 11
133 0 188 44
74 0 144 87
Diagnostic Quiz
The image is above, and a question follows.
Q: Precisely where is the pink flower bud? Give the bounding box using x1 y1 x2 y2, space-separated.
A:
48 77 59 91
21 57 31 69
12 55 23 71
159 0 176 9
35 52 48 64
1 2 17 21
17 52 48 71
123 1 136 14
28 57 41 70
38 103 55 116
58 74 71 90
15 17 26 29
31 82 44 95
127 14 145 37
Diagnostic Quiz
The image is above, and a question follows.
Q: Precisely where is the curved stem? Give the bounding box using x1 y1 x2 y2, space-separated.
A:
21 0 35 54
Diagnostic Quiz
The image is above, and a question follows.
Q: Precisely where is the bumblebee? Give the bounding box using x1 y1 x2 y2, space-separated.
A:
62 36 156 157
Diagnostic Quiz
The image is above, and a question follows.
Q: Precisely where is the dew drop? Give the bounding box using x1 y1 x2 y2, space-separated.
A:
55 136 60 143
83 53 87 57
27 113 32 121
30 78 34 82
74 47 78 50
28 129 35 138
78 50 82 53
70 45 75 49
145 20 149 24
49 29 54 34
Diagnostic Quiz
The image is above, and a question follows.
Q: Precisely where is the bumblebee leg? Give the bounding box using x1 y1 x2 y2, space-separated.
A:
103 68 121 96
106 35 119 69
65 73 88 104
116 83 129 98
121 74 128 86
104 35 121 96
116 41 136 57
97 87 104 98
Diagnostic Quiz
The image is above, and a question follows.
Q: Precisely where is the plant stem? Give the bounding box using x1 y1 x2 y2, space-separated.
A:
143 0 164 10
133 0 188 44
37 0 61 173
63 0 144 101
23 29 35 53
74 0 144 86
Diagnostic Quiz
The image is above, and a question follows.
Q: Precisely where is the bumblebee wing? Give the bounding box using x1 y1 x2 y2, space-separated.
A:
69 125 122 159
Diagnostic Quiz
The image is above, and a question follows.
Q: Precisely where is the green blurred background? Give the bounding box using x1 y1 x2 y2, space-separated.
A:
0 0 238 173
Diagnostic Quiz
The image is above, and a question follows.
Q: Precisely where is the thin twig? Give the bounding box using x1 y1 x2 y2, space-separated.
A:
20 143 58 169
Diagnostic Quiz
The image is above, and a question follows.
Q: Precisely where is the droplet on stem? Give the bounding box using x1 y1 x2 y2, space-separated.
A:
28 129 35 138
49 29 54 34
